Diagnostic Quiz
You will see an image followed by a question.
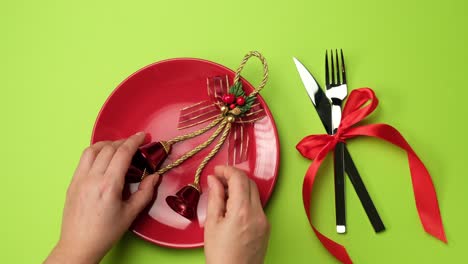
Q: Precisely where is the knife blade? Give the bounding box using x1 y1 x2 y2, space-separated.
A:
293 57 332 134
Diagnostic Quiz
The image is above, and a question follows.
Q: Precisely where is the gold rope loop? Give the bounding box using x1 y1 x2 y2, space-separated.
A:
233 51 269 97
167 115 224 145
157 118 228 175
194 121 232 185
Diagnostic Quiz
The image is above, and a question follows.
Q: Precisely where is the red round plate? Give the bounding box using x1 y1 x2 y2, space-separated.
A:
91 58 280 248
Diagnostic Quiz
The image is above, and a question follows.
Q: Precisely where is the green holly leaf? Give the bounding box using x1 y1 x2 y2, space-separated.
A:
245 95 256 104
229 82 245 97
239 95 256 114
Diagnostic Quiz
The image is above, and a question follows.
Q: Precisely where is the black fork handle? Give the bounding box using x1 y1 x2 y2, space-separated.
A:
344 146 386 232
334 141 346 232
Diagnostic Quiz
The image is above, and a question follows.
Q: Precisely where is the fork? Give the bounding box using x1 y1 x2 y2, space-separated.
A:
325 49 347 233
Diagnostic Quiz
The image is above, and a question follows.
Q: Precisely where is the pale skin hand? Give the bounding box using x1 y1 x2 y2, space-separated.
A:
45 132 159 264
45 134 270 264
204 166 271 264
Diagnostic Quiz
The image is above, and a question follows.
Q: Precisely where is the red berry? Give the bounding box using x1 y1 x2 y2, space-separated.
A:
236 96 245 106
222 94 235 104
229 104 236 110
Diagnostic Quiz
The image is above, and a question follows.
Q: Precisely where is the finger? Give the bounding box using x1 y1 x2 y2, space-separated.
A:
112 139 126 147
89 140 126 176
90 145 117 175
92 140 113 150
125 173 159 219
73 141 113 178
206 175 226 222
214 165 250 210
106 132 146 186
249 179 263 210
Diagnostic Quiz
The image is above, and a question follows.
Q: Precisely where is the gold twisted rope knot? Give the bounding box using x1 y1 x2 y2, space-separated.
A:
229 107 242 116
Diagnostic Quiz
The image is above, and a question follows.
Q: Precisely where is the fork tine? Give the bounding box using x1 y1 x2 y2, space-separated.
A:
325 50 330 87
331 50 335 85
341 49 347 84
335 49 340 84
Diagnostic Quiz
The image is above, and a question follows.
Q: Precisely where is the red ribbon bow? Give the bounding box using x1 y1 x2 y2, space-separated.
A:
178 76 266 164
296 88 447 263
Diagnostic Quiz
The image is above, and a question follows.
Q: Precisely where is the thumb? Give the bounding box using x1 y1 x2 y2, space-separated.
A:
125 173 159 219
206 175 226 222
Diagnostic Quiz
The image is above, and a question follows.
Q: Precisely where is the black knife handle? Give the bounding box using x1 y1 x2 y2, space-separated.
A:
344 146 386 233
334 141 346 232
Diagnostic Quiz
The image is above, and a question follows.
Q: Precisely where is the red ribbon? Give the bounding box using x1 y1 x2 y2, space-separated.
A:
296 88 447 263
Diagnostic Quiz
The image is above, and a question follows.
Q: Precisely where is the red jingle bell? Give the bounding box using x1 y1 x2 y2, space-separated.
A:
125 141 171 183
166 184 201 220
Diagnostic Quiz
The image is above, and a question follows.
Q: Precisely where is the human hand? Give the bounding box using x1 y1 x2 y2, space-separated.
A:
45 132 159 264
204 166 270 264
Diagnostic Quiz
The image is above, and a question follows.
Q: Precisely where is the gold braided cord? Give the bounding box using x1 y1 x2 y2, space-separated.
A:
233 51 269 97
194 121 232 185
157 118 228 175
167 115 224 145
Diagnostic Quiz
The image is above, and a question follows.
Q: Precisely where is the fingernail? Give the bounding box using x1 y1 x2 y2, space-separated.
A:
135 131 145 136
207 175 213 189
152 174 159 187
144 133 152 143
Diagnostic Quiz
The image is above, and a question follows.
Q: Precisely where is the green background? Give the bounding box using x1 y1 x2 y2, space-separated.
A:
1 0 467 263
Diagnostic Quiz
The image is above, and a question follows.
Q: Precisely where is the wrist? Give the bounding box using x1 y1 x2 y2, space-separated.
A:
45 241 101 264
